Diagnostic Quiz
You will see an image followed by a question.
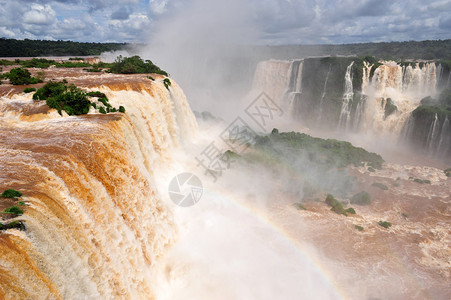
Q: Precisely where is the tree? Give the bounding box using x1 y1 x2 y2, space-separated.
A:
7 68 32 85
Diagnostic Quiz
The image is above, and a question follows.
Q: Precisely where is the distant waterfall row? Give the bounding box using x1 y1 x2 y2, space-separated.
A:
252 57 451 159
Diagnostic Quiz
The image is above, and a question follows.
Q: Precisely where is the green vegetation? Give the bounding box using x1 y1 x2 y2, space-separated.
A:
346 207 356 214
19 58 54 68
260 131 384 169
383 98 397 119
1 189 22 198
87 91 106 98
240 130 383 198
110 55 168 76
2 206 24 215
85 68 102 72
371 182 389 190
401 213 408 219
410 177 431 184
57 61 91 68
119 106 125 113
33 81 67 100
193 111 221 122
23 87 36 93
445 168 451 177
368 167 376 172
259 39 451 60
350 191 371 205
4 67 43 85
378 221 392 229
18 201 26 206
46 88 91 115
147 76 155 81
33 81 124 116
0 38 125 57
0 221 25 231
294 203 307 210
0 59 15 66
355 225 364 231
222 150 240 161
163 78 172 90
325 194 348 216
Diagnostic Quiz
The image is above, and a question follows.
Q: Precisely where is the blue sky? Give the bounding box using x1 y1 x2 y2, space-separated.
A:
0 0 450 44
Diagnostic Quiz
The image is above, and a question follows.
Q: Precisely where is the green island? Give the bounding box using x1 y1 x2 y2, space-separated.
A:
33 81 125 116
226 128 383 199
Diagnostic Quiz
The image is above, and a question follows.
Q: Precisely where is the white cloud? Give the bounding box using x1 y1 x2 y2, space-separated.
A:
149 0 169 15
0 0 448 44
23 4 57 25
0 26 17 39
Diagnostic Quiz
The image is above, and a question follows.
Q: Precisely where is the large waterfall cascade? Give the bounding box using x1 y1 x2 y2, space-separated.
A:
252 58 450 157
0 77 197 299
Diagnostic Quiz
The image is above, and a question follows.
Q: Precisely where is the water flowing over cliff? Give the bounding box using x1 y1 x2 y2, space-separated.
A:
0 77 197 299
252 57 451 159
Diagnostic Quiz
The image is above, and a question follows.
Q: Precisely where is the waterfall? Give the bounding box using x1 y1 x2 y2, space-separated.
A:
338 61 354 129
251 58 447 154
252 59 292 104
0 79 197 299
352 95 366 131
426 113 440 152
317 64 331 124
400 114 414 142
437 116 450 156
282 60 303 113
361 61 372 94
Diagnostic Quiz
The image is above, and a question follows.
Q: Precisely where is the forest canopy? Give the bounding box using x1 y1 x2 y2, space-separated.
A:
0 38 125 57
1 38 450 60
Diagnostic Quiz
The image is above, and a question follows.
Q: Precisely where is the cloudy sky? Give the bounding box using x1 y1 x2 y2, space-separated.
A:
0 0 450 45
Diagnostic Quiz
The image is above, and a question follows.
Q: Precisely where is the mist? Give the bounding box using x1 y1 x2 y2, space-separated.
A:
139 0 262 119
129 1 451 299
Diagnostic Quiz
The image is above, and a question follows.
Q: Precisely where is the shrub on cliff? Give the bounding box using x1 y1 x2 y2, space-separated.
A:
23 87 36 93
325 194 348 216
2 206 23 215
33 81 67 100
383 98 397 119
371 182 388 190
1 189 22 198
163 78 171 90
47 89 91 115
33 81 125 115
378 221 392 229
19 58 55 68
0 221 25 231
256 130 384 169
110 55 168 76
350 191 371 205
355 225 364 231
5 67 43 85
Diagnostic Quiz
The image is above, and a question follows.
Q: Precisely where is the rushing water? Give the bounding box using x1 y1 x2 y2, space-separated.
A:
0 76 197 299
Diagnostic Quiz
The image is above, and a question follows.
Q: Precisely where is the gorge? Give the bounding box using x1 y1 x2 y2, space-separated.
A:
0 55 449 300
